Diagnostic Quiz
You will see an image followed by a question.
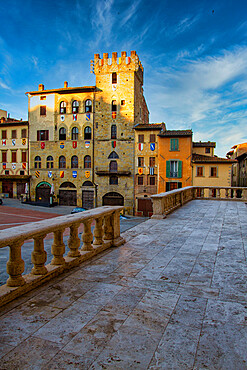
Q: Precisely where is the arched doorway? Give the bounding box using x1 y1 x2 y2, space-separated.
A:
102 192 124 206
82 181 94 209
59 182 77 206
36 182 51 203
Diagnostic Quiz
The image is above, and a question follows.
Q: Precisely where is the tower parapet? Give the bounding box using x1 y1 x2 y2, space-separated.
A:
93 51 143 84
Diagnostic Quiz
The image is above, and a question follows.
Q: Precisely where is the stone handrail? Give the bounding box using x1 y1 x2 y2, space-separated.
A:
0 206 125 306
151 186 247 219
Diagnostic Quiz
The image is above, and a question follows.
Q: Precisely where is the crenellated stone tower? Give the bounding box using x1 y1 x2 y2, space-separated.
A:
93 51 149 213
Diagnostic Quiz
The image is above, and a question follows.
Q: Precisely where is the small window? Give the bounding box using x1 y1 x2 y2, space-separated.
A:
210 167 217 177
111 124 117 139
71 127 79 140
150 134 156 143
35 156 41 169
46 155 54 169
12 130 17 139
110 176 118 185
2 130 7 139
40 106 46 116
59 155 66 169
170 138 179 151
71 155 78 168
40 96 46 101
84 126 91 140
37 130 49 141
108 151 119 159
196 167 204 177
111 100 117 112
20 170 24 175
138 157 144 167
12 151 17 162
149 176 155 185
84 155 91 169
85 99 92 113
138 134 144 143
22 151 27 163
72 100 79 113
109 160 117 172
2 151 7 162
138 176 144 185
121 100 125 106
112 72 117 84
5 170 9 175
21 129 27 138
149 157 155 167
60 101 66 114
205 147 210 154
59 127 66 140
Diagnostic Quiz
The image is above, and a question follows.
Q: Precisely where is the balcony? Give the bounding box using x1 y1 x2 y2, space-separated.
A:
0 187 246 368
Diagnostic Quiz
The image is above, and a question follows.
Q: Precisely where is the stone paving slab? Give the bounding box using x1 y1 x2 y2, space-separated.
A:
0 200 246 369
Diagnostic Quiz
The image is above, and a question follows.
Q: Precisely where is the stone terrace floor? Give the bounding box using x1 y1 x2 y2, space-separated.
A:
0 200 247 369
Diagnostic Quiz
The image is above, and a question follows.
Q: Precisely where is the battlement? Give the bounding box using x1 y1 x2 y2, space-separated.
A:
92 51 144 79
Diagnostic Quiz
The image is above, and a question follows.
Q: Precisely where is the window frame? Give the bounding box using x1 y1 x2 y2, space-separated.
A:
46 155 54 169
71 155 78 169
85 99 92 113
138 157 144 167
84 155 91 169
138 134 144 143
150 134 156 143
109 160 118 172
59 127 66 140
11 151 17 163
40 106 46 116
59 155 66 169
84 126 92 140
111 124 117 139
149 176 155 186
60 101 66 114
72 100 79 113
71 127 79 141
22 151 27 163
112 72 117 84
137 176 144 185
210 166 217 177
170 138 179 151
2 151 7 162
196 166 204 177
37 130 49 141
149 157 155 167
34 156 41 169
110 176 118 185
12 130 17 139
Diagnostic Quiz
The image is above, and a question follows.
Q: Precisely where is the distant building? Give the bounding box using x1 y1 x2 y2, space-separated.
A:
0 110 30 198
227 143 247 187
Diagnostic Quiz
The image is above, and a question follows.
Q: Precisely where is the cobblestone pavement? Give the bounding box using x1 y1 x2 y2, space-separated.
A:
0 200 246 369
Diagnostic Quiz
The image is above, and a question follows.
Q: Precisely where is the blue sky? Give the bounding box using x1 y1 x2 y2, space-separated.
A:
0 0 246 157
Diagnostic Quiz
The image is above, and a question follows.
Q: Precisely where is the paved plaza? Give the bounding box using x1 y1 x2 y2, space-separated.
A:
0 200 247 369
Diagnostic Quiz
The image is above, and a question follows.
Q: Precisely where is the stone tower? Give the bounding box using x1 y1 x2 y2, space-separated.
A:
93 51 149 213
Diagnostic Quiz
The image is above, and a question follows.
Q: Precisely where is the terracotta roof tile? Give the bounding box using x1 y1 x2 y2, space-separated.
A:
158 129 192 137
192 153 236 163
193 141 216 148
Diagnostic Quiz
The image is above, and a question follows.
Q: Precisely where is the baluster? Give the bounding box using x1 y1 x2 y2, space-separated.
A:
81 219 93 251
111 210 125 246
6 241 25 287
93 217 104 247
233 189 237 199
31 234 48 275
103 215 113 241
51 229 65 265
68 223 81 257
217 188 221 199
225 188 229 199
201 188 204 198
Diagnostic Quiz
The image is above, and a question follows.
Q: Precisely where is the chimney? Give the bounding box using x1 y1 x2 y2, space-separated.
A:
38 84 44 91
64 81 68 88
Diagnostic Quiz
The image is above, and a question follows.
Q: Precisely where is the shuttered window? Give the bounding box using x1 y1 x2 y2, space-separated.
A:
170 138 179 151
166 160 182 178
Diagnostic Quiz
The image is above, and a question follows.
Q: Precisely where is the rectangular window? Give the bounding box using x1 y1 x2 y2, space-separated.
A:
138 134 144 143
12 130 17 139
205 147 210 154
210 167 217 177
5 170 9 175
21 129 27 138
40 106 46 116
112 72 117 84
12 151 17 162
40 96 46 100
196 166 204 177
166 160 182 178
2 151 7 162
22 151 27 162
138 176 144 185
138 157 144 167
149 157 155 167
170 160 178 177
37 130 49 141
121 100 125 106
170 138 179 151
150 134 156 143
2 130 7 139
149 176 155 185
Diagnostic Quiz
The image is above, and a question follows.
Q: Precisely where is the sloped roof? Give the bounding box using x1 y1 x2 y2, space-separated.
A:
193 141 216 148
158 129 192 137
134 123 163 130
192 153 236 163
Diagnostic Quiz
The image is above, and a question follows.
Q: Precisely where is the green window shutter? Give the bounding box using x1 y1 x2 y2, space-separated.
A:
166 160 171 178
178 160 182 178
175 139 179 150
170 139 174 150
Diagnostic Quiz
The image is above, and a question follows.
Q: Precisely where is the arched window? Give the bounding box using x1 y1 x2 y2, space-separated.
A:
59 127 66 140
112 100 117 119
110 176 118 185
60 101 66 114
59 155 66 169
111 124 117 139
46 155 53 169
84 155 91 169
85 99 92 113
72 100 79 113
72 127 79 140
71 155 78 168
34 156 41 169
108 151 119 159
84 126 91 140
109 160 117 172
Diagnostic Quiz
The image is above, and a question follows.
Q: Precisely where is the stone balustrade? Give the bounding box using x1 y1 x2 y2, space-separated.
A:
0 206 124 306
151 186 247 219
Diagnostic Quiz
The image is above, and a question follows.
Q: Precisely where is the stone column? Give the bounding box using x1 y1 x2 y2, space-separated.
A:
51 229 66 265
68 223 81 257
103 215 113 241
111 210 125 247
151 196 166 219
6 241 25 287
81 219 93 251
31 234 48 275
93 217 104 247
